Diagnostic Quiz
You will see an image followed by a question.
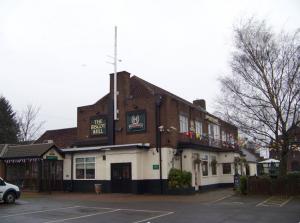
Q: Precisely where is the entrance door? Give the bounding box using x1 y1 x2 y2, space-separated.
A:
111 163 132 193
42 160 63 192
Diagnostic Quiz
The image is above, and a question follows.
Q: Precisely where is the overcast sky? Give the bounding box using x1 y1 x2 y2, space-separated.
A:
0 0 299 135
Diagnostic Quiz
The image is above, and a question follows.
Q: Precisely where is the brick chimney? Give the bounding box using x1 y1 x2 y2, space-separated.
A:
110 71 131 99
193 99 206 110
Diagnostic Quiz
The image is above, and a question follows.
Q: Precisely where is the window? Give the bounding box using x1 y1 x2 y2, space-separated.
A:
76 157 95 179
208 123 220 140
179 115 188 133
202 155 208 176
222 163 232 174
211 156 217 175
195 121 203 135
221 131 226 142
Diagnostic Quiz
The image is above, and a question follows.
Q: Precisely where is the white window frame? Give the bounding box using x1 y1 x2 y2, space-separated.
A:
201 154 209 177
75 157 96 180
195 121 203 135
179 115 189 133
208 123 220 140
222 163 232 175
211 155 217 176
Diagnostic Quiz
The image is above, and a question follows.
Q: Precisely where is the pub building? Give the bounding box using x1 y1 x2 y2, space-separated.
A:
36 71 245 194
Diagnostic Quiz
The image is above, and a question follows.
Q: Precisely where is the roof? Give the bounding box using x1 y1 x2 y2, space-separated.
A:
35 127 77 148
132 76 205 112
1 143 58 159
61 143 150 153
241 148 259 163
0 144 6 155
131 75 237 129
0 144 8 157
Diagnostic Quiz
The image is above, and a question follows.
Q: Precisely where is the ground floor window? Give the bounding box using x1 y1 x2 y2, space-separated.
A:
202 155 208 176
211 156 217 175
222 163 231 174
75 157 95 179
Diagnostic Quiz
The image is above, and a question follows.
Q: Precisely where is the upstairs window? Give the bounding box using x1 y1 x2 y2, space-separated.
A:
179 115 188 133
195 121 203 135
221 130 226 142
208 123 220 140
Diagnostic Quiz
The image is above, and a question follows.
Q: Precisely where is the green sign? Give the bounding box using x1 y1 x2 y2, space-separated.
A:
90 117 107 136
153 164 159 170
127 111 146 133
46 156 58 160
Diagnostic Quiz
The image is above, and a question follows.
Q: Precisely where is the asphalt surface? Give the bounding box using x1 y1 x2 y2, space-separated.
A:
0 190 299 223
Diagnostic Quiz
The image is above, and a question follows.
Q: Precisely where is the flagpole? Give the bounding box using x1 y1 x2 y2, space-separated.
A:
113 26 118 121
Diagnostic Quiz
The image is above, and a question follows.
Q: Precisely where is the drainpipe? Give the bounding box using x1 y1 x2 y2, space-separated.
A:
70 153 74 192
155 95 162 194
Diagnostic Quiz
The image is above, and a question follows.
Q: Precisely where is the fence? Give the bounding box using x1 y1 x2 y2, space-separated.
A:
247 174 300 195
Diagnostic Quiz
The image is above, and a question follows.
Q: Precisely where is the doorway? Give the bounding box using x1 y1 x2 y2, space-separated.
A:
111 163 132 193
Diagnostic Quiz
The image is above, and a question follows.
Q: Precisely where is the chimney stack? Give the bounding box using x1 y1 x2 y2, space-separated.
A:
193 99 206 110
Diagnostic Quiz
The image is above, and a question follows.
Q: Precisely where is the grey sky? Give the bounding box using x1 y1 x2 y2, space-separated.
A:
0 0 299 135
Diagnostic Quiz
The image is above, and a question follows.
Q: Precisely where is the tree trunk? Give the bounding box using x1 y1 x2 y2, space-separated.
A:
279 143 289 176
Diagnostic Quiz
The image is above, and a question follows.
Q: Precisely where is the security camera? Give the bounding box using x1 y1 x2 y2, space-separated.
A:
158 125 164 132
169 126 177 131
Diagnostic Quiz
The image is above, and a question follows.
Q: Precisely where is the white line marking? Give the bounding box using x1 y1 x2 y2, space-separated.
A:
79 206 171 213
0 206 81 218
210 194 233 204
280 196 293 207
42 209 121 223
256 196 273 207
132 211 174 223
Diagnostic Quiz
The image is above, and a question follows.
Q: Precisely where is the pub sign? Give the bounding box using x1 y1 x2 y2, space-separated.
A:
126 111 146 133
90 116 107 136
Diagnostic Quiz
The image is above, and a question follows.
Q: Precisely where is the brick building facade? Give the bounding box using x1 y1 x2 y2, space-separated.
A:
270 125 300 172
37 71 243 193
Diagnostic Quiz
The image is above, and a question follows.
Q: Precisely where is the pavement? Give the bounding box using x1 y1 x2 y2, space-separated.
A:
0 188 299 223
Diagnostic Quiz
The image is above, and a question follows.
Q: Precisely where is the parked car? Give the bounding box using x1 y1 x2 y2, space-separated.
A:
0 177 21 204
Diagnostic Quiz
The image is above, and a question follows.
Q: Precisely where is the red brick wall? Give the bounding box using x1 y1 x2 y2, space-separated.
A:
74 72 238 148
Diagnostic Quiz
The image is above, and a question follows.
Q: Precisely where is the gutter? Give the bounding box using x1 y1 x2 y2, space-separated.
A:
61 143 150 153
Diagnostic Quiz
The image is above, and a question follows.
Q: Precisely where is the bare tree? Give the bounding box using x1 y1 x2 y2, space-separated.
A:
217 18 300 175
18 105 45 143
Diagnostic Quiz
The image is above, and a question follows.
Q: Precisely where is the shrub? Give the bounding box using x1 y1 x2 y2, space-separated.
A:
239 176 247 195
168 168 192 189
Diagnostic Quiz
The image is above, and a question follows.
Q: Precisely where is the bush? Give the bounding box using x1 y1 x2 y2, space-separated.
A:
239 176 247 195
287 171 300 178
168 168 192 189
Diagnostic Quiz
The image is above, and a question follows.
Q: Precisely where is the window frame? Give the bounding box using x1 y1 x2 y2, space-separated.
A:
201 154 209 177
195 120 203 135
211 155 217 176
179 114 189 133
75 157 96 180
222 163 232 175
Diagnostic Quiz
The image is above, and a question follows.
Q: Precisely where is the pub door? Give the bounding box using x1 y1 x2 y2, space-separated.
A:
111 163 132 193
42 160 63 192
